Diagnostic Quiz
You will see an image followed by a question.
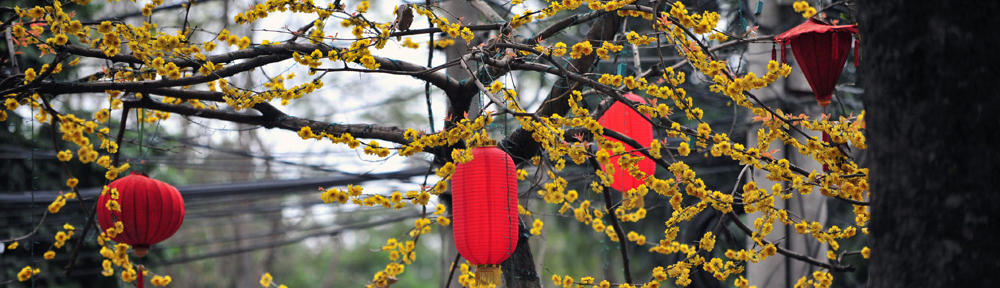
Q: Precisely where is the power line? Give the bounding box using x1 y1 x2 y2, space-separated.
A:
0 167 428 204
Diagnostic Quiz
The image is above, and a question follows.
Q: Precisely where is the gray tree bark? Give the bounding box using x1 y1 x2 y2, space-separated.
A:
860 1 1000 287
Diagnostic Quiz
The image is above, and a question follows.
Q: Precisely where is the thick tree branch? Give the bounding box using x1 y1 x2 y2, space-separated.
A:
124 97 412 145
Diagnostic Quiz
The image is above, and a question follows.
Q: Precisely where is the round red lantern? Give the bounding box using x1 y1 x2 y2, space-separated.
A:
775 19 859 107
451 146 518 286
598 92 655 193
97 172 185 257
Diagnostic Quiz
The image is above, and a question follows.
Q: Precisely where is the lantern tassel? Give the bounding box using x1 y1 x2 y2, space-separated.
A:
780 42 787 63
771 43 776 62
475 265 503 286
137 265 145 288
853 36 860 67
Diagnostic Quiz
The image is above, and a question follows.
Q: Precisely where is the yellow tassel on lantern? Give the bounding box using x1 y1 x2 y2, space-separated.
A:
474 265 502 287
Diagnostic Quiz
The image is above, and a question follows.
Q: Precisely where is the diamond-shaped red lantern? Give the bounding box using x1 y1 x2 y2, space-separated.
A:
598 92 655 193
775 19 859 107
451 146 518 286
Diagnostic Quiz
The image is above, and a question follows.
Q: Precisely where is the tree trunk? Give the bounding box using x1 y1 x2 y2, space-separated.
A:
501 223 541 288
861 1 1000 287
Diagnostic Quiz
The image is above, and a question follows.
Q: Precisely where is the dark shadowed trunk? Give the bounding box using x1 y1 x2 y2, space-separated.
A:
860 1 1000 287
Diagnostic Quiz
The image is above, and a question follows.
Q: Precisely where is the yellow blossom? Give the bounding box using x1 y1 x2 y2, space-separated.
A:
260 273 273 287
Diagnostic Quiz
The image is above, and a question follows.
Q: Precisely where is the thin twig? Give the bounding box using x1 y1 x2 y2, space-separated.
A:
589 158 632 284
725 213 853 271
443 253 461 288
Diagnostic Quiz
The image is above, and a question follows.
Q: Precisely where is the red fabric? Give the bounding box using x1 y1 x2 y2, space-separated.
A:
598 93 655 193
451 147 518 265
775 19 858 107
97 172 185 250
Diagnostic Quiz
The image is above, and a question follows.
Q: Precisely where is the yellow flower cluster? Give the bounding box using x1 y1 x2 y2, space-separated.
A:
669 2 721 34
538 172 569 204
617 9 654 20
150 275 173 286
382 238 417 264
793 1 818 18
401 38 420 49
52 223 75 249
259 272 272 287
595 41 623 60
235 0 330 24
370 261 405 287
98 243 132 278
411 217 434 236
569 40 593 59
455 263 479 287
530 218 544 235
48 192 69 213
626 230 647 246
413 6 474 44
551 42 568 57
17 265 40 282
625 31 656 46
363 141 391 157
703 257 743 281
794 271 833 288
698 231 715 251
551 274 593 287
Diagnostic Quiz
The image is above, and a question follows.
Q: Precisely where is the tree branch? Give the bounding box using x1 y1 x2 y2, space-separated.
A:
725 213 853 272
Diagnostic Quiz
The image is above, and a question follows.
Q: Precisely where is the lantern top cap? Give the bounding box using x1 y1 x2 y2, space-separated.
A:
620 92 646 104
775 18 858 42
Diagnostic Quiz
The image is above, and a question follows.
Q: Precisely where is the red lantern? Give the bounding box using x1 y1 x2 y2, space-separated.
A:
775 19 859 107
451 146 518 286
97 172 185 257
598 92 655 193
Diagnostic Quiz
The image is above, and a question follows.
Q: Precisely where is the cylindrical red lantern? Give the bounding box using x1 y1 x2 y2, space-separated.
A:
775 19 859 107
598 92 655 193
451 146 518 286
97 172 185 258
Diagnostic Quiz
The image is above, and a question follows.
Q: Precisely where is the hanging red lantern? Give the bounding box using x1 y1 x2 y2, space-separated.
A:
775 19 859 107
97 172 185 257
598 92 655 193
451 146 518 286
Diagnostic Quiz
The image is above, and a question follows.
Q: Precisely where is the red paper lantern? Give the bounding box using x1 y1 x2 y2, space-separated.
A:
451 146 518 286
97 172 185 258
775 19 859 107
598 92 655 193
